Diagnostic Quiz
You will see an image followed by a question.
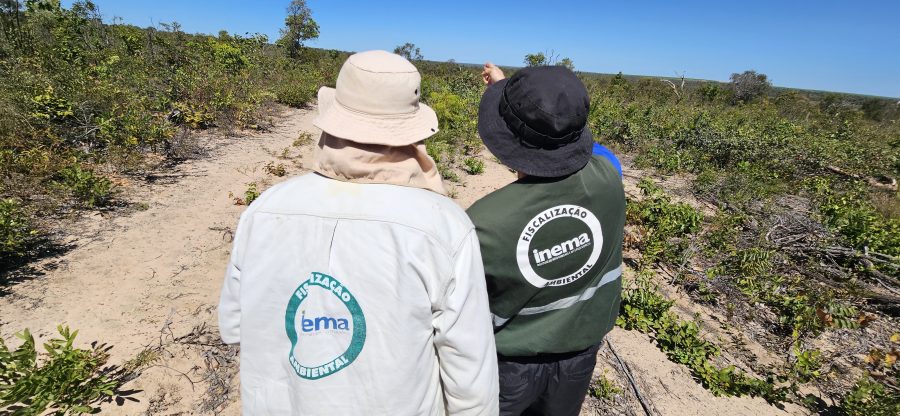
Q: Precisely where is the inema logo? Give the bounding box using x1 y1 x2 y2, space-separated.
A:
300 311 350 333
516 204 604 287
532 233 592 265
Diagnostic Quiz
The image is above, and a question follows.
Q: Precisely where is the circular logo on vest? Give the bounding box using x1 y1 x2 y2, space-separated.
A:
516 204 603 287
285 272 366 380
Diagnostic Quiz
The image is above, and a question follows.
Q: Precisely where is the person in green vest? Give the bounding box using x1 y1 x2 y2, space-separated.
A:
467 62 626 416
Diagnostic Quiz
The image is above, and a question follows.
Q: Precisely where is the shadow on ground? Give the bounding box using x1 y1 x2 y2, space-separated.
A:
0 239 75 297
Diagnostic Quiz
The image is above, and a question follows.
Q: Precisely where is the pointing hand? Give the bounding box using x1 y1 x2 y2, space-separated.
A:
482 62 506 86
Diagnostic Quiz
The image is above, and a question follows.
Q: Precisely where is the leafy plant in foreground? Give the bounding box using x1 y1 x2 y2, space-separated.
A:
0 326 121 415
839 376 900 416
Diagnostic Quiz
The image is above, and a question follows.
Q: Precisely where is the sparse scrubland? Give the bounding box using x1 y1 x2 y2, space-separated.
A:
597 72 899 413
0 0 343 270
1 1 899 415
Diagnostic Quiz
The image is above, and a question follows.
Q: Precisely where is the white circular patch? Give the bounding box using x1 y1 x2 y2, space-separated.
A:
516 204 603 287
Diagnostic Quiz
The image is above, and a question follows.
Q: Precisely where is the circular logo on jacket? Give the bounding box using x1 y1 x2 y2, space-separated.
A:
516 204 603 287
285 272 366 380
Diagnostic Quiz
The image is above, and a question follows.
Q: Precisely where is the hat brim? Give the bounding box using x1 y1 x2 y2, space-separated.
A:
477 79 593 177
314 87 439 146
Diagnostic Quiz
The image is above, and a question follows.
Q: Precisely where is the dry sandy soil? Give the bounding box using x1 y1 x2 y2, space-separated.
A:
0 107 809 415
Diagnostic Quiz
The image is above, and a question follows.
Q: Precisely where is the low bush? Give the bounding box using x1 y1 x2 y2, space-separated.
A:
57 165 112 208
264 161 287 177
0 199 36 260
273 65 321 108
626 178 702 265
617 270 791 403
839 376 900 416
463 157 485 175
244 183 260 205
790 341 822 383
589 373 622 401
807 178 900 258
717 246 860 335
0 326 123 415
438 165 460 182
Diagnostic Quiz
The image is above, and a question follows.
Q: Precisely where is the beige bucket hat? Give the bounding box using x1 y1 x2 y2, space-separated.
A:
314 50 439 146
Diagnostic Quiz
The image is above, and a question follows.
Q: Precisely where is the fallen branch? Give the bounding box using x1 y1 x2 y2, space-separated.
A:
607 339 655 416
826 165 897 191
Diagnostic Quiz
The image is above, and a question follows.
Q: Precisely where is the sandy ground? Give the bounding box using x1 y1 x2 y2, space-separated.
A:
0 107 808 415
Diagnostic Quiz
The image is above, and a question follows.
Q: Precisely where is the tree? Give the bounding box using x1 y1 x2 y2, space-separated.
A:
393 42 422 61
729 70 771 103
524 52 547 67
697 82 724 102
861 98 887 121
0 0 25 51
557 57 574 71
277 0 318 59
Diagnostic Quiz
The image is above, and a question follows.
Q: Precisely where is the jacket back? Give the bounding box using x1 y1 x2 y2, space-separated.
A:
219 173 499 415
467 156 625 356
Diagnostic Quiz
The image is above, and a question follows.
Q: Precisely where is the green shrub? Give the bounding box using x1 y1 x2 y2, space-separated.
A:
57 165 112 207
840 377 900 416
463 157 484 175
728 247 774 277
589 373 622 400
428 91 468 130
438 165 460 182
790 341 822 383
264 161 287 177
634 145 697 173
244 182 260 205
0 326 121 415
627 178 702 265
274 66 320 108
716 247 858 335
808 178 900 258
426 141 451 163
421 68 482 161
702 210 743 253
293 131 315 147
617 270 675 332
616 270 790 403
0 199 37 260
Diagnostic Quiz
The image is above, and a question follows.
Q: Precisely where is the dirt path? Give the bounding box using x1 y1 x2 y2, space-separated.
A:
0 107 806 415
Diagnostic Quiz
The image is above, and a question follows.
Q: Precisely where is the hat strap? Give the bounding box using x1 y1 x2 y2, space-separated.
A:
499 87 584 150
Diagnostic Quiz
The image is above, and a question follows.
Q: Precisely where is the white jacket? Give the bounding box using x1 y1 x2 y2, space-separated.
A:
218 173 499 415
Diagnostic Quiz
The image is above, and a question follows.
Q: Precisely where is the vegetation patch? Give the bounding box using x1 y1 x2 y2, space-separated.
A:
0 326 139 415
0 199 37 261
463 157 485 175
589 372 622 401
626 178 702 266
617 270 791 403
0 0 340 266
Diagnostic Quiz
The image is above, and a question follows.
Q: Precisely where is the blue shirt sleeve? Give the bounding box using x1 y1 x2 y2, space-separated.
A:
592 143 622 177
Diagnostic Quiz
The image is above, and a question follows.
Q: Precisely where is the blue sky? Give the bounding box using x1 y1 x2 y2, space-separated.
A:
64 0 899 98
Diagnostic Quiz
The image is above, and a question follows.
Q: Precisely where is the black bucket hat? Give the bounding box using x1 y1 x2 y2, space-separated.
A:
478 66 593 177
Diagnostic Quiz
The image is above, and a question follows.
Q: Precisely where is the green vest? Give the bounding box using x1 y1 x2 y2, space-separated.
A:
467 156 625 356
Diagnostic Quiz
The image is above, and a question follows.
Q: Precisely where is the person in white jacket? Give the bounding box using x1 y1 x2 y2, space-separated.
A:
218 50 499 416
